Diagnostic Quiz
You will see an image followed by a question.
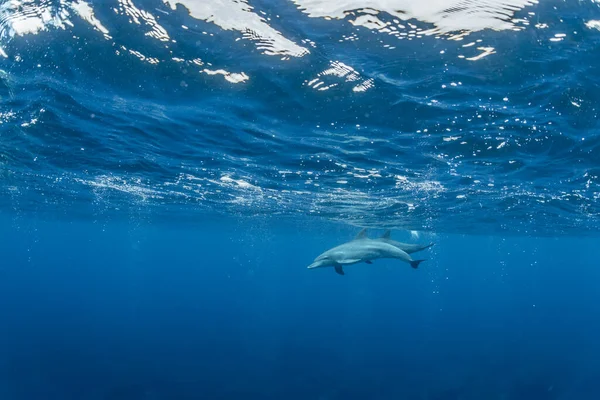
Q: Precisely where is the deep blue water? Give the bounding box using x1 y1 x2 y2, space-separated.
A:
1 0 600 399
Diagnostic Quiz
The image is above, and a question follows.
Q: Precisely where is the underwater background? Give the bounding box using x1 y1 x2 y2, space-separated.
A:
1 0 600 399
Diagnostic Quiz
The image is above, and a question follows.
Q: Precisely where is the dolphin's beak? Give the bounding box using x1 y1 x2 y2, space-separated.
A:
307 260 324 269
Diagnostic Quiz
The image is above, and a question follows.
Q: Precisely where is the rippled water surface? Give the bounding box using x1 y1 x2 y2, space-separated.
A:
1 0 600 235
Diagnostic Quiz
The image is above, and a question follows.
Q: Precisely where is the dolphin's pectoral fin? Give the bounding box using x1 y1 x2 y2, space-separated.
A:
365 260 373 264
354 228 367 240
381 230 391 239
334 265 345 275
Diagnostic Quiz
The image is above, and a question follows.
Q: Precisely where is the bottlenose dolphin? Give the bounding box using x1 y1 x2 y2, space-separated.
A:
375 229 434 254
307 229 426 275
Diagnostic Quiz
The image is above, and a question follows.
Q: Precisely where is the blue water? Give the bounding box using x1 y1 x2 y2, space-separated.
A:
1 0 600 399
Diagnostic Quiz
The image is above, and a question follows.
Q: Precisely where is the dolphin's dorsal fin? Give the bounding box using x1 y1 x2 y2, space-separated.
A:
381 230 391 239
354 228 367 240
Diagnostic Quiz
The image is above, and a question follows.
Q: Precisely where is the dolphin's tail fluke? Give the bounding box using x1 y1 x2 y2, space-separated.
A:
410 259 426 269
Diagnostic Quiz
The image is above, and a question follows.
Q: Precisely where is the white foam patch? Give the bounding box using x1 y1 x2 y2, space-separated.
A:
127 48 160 64
353 78 374 92
586 20 600 30
321 61 361 80
117 0 170 42
219 175 260 190
0 0 111 44
163 0 309 58
75 174 164 201
70 0 111 39
202 68 249 84
395 175 445 194
466 46 496 61
0 0 71 37
306 60 374 92
292 0 538 36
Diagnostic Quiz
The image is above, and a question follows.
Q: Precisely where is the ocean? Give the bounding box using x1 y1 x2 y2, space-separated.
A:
1 0 599 399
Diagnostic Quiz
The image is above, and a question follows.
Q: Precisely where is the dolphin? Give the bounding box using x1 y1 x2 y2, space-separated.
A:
375 229 434 254
307 229 426 275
